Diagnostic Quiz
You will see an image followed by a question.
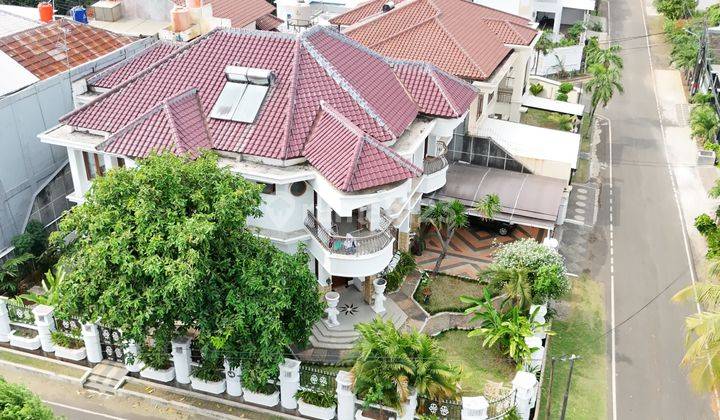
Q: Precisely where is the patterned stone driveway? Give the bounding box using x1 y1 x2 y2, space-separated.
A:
415 224 546 278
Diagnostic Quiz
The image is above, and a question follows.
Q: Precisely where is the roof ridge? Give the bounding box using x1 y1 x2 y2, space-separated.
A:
344 129 368 191
426 65 460 116
162 101 186 155
301 27 396 139
482 18 528 45
277 37 304 160
344 0 438 41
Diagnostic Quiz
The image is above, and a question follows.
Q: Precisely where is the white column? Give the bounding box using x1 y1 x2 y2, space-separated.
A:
67 148 86 198
279 358 301 410
399 390 418 420
125 339 142 372
524 336 544 372
81 322 103 363
461 396 489 420
552 7 562 36
336 370 356 420
103 154 114 171
372 278 387 314
171 336 192 384
0 298 11 342
367 204 381 230
224 359 242 397
512 371 538 420
318 263 332 289
32 305 55 353
316 196 333 229
125 159 138 169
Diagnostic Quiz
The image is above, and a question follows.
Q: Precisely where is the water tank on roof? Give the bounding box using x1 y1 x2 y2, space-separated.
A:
38 2 53 23
71 6 88 24
186 0 202 8
171 6 192 32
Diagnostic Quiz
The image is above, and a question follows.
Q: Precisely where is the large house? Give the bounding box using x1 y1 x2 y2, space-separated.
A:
0 12 148 255
40 26 477 300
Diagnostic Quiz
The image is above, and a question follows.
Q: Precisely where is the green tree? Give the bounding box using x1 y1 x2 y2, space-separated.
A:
51 152 323 389
0 254 34 296
0 377 56 419
673 282 720 392
11 220 48 258
586 44 624 69
350 319 461 410
421 200 468 276
665 18 701 73
690 104 720 144
655 0 697 19
475 193 501 220
478 266 532 310
585 63 624 117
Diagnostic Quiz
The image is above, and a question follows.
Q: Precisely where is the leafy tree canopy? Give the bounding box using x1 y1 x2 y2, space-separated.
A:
655 0 697 19
0 378 56 420
51 152 323 389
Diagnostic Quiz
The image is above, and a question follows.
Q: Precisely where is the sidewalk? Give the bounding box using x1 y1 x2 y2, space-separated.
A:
654 69 720 281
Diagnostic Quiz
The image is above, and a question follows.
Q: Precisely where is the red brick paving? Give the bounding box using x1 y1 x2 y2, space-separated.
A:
415 225 545 278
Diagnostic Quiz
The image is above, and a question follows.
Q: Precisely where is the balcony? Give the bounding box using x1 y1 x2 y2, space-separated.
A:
419 154 449 194
304 211 396 277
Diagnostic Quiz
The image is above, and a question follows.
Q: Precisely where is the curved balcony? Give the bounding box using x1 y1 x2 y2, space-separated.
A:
420 154 449 194
304 211 396 277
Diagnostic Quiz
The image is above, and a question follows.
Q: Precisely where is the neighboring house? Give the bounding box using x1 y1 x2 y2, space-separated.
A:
691 26 720 142
40 26 477 298
0 14 152 254
328 0 578 227
89 0 282 37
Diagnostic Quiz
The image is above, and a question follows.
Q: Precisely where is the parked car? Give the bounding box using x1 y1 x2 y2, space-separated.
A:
470 217 517 236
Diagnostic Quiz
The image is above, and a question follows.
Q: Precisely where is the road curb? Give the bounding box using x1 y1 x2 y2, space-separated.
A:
0 357 84 385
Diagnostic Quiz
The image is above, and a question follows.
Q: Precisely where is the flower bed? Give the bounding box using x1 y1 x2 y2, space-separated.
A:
190 376 226 394
9 328 40 351
413 274 484 314
51 331 86 361
296 389 337 420
243 383 279 407
140 365 175 383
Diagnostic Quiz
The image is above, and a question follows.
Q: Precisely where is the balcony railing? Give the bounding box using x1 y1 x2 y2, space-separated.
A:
304 211 396 256
423 154 449 175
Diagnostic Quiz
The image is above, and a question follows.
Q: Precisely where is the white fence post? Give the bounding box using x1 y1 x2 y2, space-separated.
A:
81 322 103 363
0 297 11 342
512 371 538 420
32 305 55 352
524 336 545 373
399 390 418 420
171 336 192 384
279 358 301 410
461 396 489 420
529 304 547 340
336 370 356 420
224 358 242 397
125 339 142 372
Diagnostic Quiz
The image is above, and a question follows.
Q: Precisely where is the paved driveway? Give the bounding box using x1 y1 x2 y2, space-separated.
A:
415 224 545 278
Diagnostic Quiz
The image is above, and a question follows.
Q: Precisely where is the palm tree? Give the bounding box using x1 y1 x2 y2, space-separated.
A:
548 113 577 132
673 282 720 392
421 200 468 276
410 331 462 400
0 253 33 296
586 44 623 69
475 193 501 220
20 268 64 306
690 104 720 144
584 63 624 118
479 265 533 310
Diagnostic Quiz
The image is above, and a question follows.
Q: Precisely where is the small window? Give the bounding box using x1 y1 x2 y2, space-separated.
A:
117 158 126 168
290 181 307 197
260 183 276 195
82 151 105 180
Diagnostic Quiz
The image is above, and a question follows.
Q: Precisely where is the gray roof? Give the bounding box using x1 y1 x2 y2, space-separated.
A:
426 163 566 229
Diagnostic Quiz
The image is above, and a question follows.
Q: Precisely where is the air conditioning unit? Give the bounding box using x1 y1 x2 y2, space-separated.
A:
91 1 123 22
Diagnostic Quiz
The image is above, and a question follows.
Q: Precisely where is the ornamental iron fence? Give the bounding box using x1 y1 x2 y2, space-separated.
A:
97 324 124 362
416 395 462 420
190 339 203 364
7 301 34 325
54 316 82 336
486 390 516 419
299 365 337 392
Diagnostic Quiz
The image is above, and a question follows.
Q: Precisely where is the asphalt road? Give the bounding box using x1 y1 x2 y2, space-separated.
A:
592 0 715 418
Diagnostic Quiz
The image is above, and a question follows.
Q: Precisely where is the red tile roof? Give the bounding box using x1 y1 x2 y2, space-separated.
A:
304 102 422 192
334 0 537 81
99 88 212 158
88 41 181 89
0 18 136 80
392 60 477 117
62 27 474 191
172 0 276 28
256 13 284 31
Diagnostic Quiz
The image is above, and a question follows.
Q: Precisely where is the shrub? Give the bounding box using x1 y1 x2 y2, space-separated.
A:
192 359 225 382
11 220 48 258
50 330 84 349
559 82 574 94
695 213 717 236
139 345 172 370
533 264 569 302
385 252 416 291
556 92 569 102
566 22 585 43
588 21 603 32
0 377 56 420
530 83 544 96
691 92 714 104
296 389 337 407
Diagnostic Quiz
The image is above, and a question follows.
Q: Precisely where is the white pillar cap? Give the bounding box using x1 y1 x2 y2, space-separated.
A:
524 336 542 348
512 371 538 389
462 395 489 410
32 305 54 317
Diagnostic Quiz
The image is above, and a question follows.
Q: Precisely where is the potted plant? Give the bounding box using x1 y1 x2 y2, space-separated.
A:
190 360 226 395
9 327 40 350
419 272 432 304
51 330 86 361
296 389 337 420
139 346 175 383
242 379 280 407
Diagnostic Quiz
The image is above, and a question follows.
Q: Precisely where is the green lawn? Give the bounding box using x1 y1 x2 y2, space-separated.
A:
572 158 590 184
434 330 516 395
0 348 86 378
414 274 485 314
520 108 571 131
538 276 607 420
579 112 593 154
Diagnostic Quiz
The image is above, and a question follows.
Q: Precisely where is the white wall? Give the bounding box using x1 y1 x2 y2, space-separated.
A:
532 44 584 76
248 182 314 233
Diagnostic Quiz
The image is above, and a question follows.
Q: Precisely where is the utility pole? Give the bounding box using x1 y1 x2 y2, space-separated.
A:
559 355 580 420
544 357 557 420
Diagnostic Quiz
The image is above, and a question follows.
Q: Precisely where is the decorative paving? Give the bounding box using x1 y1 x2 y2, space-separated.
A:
415 225 545 278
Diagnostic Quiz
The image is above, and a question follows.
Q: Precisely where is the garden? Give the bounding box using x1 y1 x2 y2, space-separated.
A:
520 108 578 132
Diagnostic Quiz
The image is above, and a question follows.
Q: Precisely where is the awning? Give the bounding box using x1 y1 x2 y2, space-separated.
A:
522 95 585 116
425 163 567 229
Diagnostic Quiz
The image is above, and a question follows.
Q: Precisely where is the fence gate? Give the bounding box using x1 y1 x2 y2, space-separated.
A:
97 325 124 362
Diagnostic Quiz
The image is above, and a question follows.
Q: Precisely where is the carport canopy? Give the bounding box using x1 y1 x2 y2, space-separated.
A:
425 163 567 230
